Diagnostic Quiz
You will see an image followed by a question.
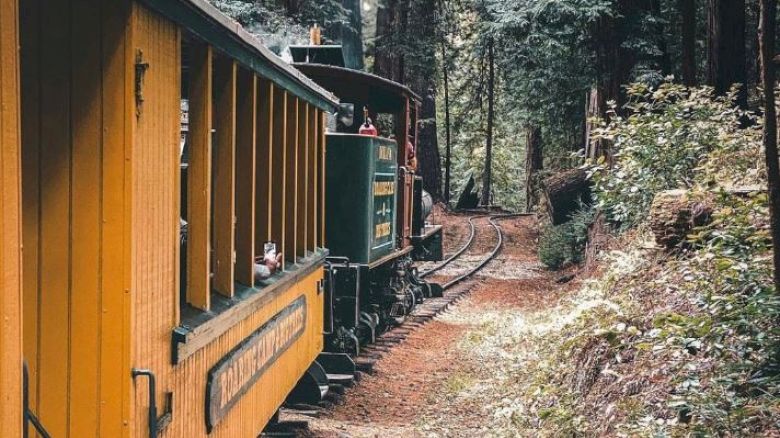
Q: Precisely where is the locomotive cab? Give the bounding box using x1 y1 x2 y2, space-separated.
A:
290 45 444 357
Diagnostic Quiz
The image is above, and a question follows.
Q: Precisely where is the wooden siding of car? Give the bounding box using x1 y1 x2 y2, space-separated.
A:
0 0 22 435
20 1 134 437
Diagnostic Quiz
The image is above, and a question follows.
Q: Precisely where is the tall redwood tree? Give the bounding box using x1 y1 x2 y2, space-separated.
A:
707 0 747 107
758 0 780 292
481 38 495 206
680 0 697 86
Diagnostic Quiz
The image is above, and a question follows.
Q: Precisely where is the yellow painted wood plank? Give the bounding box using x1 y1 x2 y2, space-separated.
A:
271 87 286 269
69 0 102 434
306 105 316 252
212 57 237 297
234 69 256 286
187 41 213 311
100 2 133 436
255 79 273 249
0 0 22 435
130 7 180 438
296 103 307 257
19 0 40 426
284 95 298 264
38 0 71 434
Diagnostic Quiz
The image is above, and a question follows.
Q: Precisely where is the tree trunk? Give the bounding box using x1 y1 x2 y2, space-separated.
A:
340 0 364 70
588 1 648 162
442 43 452 204
584 87 608 161
592 7 627 113
680 0 697 85
648 190 714 249
284 0 300 16
707 0 747 107
542 169 592 225
417 88 443 199
374 0 402 81
758 0 780 292
525 126 543 212
405 0 441 199
481 39 495 206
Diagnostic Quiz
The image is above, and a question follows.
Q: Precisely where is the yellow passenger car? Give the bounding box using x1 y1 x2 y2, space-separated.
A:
0 0 338 437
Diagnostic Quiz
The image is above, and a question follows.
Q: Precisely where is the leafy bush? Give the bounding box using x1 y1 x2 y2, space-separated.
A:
538 223 580 269
665 192 780 434
538 206 595 269
588 83 761 230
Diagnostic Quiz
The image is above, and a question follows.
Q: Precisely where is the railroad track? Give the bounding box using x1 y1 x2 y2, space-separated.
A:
268 213 525 437
421 213 526 289
418 214 485 280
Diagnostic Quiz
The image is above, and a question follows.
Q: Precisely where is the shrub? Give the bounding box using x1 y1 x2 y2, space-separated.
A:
538 223 579 269
588 83 761 230
538 206 595 269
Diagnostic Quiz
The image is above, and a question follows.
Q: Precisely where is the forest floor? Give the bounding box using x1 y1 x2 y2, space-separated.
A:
286 211 587 437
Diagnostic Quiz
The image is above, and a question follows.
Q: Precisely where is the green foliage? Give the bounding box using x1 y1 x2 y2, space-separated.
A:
589 82 761 229
538 223 580 270
521 78 777 434
665 192 780 434
538 206 594 269
486 0 615 161
211 0 350 52
437 0 669 210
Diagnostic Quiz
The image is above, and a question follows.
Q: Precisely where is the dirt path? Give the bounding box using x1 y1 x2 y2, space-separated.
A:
290 213 574 438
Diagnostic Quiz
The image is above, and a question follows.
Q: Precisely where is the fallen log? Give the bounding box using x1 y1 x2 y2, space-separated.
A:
648 190 713 249
542 168 592 225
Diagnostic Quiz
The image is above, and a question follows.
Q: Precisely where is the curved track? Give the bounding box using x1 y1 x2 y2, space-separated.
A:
276 213 529 432
419 214 485 279
421 213 524 290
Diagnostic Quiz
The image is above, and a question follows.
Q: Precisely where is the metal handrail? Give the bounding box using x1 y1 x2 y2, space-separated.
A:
132 369 159 438
23 362 52 438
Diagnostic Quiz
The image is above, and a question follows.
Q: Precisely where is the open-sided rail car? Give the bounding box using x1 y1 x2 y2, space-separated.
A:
0 1 339 437
290 45 444 355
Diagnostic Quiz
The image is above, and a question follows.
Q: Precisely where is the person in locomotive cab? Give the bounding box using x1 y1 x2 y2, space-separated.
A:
407 138 418 170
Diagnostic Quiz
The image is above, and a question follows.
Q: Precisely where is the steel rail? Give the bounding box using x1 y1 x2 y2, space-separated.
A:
419 214 487 278
441 214 525 291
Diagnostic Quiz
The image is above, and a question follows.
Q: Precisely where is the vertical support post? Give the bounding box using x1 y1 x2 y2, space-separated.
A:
285 95 299 264
0 0 22 435
235 70 256 286
187 41 212 310
212 57 237 298
255 79 273 249
270 88 287 269
297 103 308 256
307 105 316 252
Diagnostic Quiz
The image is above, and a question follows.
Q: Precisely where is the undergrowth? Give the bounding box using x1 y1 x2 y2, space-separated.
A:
532 84 780 435
538 207 595 270
457 83 780 436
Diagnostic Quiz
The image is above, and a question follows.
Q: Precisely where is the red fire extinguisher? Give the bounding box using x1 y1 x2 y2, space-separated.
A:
359 106 378 136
